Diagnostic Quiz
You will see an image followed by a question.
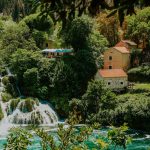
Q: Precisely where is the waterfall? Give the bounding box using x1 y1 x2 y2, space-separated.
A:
5 67 22 96
7 99 58 125
0 76 58 136
5 68 12 76
0 77 12 136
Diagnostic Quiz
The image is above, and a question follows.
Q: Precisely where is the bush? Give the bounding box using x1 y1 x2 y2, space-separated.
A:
0 104 4 120
1 92 13 102
22 13 53 32
112 93 150 131
9 98 21 114
8 98 39 114
0 66 7 76
128 65 150 82
2 76 18 97
70 80 117 124
2 76 9 85
19 98 39 113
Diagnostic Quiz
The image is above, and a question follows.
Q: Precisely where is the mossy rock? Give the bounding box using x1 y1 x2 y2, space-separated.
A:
9 98 21 114
8 97 40 114
19 98 39 113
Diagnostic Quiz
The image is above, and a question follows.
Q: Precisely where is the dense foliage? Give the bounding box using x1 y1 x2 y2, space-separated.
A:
4 128 33 150
108 124 131 150
112 92 150 131
128 65 150 82
0 15 107 117
70 80 117 124
0 19 38 63
0 0 150 142
125 7 150 61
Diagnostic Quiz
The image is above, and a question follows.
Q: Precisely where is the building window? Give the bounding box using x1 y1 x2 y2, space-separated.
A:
109 66 112 69
109 56 112 60
120 82 123 85
108 82 111 85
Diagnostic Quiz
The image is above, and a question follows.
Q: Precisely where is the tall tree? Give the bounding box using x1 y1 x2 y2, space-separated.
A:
0 0 32 21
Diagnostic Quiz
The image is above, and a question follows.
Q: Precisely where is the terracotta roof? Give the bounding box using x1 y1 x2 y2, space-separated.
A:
113 47 130 54
122 40 137 46
99 69 127 78
115 41 128 47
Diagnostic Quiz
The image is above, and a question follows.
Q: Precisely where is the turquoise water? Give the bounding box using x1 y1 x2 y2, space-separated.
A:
0 129 150 150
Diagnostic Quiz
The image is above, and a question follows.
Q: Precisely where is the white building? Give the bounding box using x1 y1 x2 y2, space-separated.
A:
95 69 128 90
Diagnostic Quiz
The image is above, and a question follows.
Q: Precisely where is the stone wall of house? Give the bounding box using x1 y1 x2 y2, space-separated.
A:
95 72 128 90
104 77 128 89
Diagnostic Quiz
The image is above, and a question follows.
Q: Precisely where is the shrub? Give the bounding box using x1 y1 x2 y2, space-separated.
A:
9 98 21 114
0 66 7 76
2 76 18 97
19 98 39 113
128 65 150 82
8 98 39 114
112 93 150 131
70 80 117 124
1 92 13 102
2 76 9 85
22 13 53 32
0 104 4 120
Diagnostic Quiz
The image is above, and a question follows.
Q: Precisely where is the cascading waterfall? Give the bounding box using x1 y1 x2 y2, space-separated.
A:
6 99 58 125
6 67 21 96
0 76 12 136
0 76 58 136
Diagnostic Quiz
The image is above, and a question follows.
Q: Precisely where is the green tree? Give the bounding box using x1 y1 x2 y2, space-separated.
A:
125 7 150 61
23 68 39 96
108 124 131 150
0 20 38 63
22 13 53 32
37 58 55 99
21 13 54 48
82 80 116 124
70 80 116 124
4 128 33 150
49 16 107 116
64 16 93 51
10 49 42 95
113 93 150 131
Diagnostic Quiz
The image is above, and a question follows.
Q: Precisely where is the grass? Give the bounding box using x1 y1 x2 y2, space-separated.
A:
133 83 150 91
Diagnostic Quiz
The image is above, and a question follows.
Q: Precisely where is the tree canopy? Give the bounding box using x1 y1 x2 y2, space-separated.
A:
30 0 150 27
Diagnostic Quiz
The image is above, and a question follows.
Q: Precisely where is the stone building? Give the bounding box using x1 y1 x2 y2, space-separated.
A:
95 69 128 90
104 46 130 71
96 40 137 90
